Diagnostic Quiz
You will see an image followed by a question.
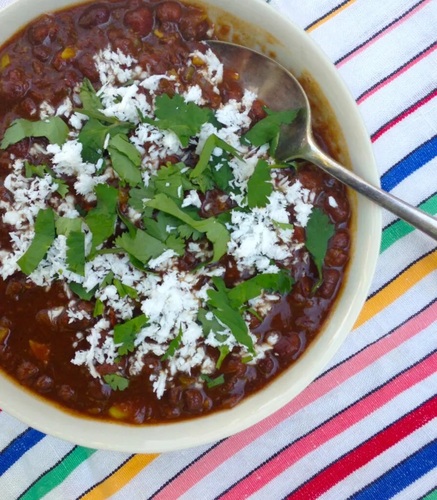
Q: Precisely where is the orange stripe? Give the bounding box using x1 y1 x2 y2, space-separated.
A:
81 454 158 500
355 249 437 328
306 0 357 32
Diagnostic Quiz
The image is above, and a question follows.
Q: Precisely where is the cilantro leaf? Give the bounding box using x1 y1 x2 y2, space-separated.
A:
243 108 299 155
146 193 230 262
55 217 82 236
93 299 104 317
116 229 167 265
113 278 138 300
103 374 130 391
108 134 142 186
306 208 335 282
207 277 254 353
69 283 97 301
190 134 241 179
154 162 194 200
147 94 214 147
17 208 56 275
85 184 119 251
66 231 86 276
114 314 149 356
247 159 273 208
161 327 183 361
78 119 131 163
227 270 294 308
1 116 69 149
200 373 225 388
77 78 119 124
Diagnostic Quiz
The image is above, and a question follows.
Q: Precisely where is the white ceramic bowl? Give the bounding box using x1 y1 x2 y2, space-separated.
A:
0 0 381 452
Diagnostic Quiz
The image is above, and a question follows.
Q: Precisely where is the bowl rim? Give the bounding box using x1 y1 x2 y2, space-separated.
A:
0 0 381 453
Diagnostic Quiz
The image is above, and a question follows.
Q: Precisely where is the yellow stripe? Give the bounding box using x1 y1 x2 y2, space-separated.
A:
355 249 437 328
81 454 158 500
306 0 357 32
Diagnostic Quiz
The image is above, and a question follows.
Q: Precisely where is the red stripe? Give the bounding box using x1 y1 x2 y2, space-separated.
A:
357 43 436 104
152 302 437 499
288 396 437 499
371 89 437 142
219 351 437 499
336 0 429 67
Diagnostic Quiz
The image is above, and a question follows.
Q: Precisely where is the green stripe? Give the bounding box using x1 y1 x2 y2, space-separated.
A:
380 195 437 253
422 488 437 500
20 446 96 500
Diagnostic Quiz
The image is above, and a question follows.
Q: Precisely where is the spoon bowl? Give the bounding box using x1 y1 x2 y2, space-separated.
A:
208 41 437 240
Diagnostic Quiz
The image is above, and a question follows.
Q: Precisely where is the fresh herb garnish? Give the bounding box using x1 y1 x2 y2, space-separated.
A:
146 193 230 262
0 116 69 149
161 327 183 361
114 314 149 356
116 228 167 266
85 184 119 252
207 277 255 353
306 207 335 285
227 270 294 307
108 134 143 186
17 208 56 275
200 373 225 388
246 159 273 208
145 93 215 147
103 373 130 391
242 108 299 155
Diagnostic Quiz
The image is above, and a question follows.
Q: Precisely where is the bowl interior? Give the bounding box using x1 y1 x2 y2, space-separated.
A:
0 0 381 452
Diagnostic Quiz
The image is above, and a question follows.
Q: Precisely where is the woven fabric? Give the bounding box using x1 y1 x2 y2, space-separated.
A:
0 0 436 498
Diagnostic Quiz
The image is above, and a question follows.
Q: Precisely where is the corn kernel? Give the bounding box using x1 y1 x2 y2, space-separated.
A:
191 55 205 67
0 54 10 69
108 404 130 420
61 47 76 60
154 29 164 39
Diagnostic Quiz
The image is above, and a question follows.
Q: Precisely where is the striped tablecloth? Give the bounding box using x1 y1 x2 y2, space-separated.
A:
0 0 436 498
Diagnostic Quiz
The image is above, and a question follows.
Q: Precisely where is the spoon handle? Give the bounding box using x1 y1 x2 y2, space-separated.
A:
305 141 437 240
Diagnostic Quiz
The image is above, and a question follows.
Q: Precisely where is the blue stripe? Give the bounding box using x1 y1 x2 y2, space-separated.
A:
0 428 45 475
350 438 437 500
381 135 437 191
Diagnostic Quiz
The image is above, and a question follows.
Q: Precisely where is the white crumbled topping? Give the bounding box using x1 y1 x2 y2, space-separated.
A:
183 84 204 105
0 44 320 401
181 189 202 208
190 49 224 88
328 195 338 208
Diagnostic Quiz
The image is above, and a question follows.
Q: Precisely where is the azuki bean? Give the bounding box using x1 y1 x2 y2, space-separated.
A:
35 374 54 393
27 16 58 45
319 268 340 299
124 7 154 37
16 360 39 383
0 68 30 102
156 1 183 23
78 4 110 29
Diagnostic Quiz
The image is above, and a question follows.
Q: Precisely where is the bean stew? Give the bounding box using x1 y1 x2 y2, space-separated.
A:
0 0 351 424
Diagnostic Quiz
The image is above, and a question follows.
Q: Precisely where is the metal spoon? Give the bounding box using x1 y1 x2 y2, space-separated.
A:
208 40 437 240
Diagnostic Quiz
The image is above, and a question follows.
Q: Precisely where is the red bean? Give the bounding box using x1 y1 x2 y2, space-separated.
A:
32 45 52 62
78 4 110 29
156 1 183 23
273 334 300 359
35 375 54 393
319 268 340 299
124 7 154 37
16 360 39 383
27 16 58 45
75 52 100 82
0 68 30 102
